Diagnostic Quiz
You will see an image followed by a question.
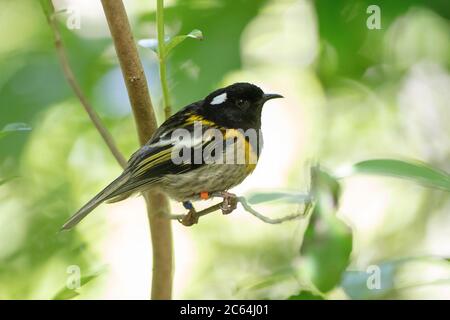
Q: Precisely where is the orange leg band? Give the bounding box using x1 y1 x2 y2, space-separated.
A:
200 191 209 200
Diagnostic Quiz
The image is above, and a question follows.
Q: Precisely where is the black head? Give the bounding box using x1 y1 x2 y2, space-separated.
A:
199 82 283 130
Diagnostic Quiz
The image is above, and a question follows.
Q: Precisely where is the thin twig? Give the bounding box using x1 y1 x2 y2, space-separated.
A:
237 197 311 224
156 0 172 119
41 0 127 169
100 0 173 300
169 196 312 225
169 203 223 221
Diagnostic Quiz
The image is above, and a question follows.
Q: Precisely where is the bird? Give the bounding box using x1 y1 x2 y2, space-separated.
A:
61 82 283 230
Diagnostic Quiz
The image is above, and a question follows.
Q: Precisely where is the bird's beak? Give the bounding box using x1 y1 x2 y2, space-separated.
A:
262 93 284 102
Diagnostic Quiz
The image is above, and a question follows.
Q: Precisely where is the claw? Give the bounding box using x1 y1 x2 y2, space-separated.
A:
218 191 238 215
179 192 238 226
179 208 199 226
179 201 198 226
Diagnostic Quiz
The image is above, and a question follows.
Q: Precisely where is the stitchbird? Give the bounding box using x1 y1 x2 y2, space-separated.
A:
62 82 282 229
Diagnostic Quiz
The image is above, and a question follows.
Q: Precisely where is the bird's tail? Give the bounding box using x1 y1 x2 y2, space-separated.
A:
60 171 132 231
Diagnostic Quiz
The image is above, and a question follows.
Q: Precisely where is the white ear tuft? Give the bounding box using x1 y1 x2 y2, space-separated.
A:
210 92 227 105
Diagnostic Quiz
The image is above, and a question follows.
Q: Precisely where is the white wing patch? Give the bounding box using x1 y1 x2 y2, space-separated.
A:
148 136 174 148
210 92 227 105
149 131 208 149
175 134 205 148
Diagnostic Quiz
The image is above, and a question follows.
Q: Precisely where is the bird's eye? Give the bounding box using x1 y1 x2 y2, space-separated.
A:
236 99 248 109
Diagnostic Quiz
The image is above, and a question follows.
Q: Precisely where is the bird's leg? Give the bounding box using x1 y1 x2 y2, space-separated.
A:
180 201 199 226
213 191 238 215
178 192 237 226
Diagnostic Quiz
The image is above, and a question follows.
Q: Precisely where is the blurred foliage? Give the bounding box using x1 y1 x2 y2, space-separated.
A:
52 270 102 300
337 159 450 192
246 191 311 205
139 29 204 57
0 0 449 299
315 0 450 85
0 123 31 140
342 263 396 300
300 167 352 294
137 0 270 109
342 256 450 299
288 290 324 300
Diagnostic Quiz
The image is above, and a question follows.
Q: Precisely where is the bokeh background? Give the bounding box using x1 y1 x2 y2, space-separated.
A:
0 0 449 299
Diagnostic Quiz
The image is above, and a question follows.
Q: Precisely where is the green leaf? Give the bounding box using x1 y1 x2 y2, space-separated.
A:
311 166 342 207
0 122 31 139
336 159 450 192
79 274 98 286
246 191 311 205
164 29 203 56
300 166 352 293
301 209 353 293
288 291 325 300
53 288 80 300
0 176 18 186
138 30 203 56
52 273 100 300
236 267 294 294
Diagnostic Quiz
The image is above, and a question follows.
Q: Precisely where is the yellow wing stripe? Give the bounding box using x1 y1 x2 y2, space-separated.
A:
186 114 216 127
133 148 173 177
132 117 259 178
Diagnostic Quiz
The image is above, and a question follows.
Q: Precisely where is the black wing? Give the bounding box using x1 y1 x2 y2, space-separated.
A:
107 101 222 198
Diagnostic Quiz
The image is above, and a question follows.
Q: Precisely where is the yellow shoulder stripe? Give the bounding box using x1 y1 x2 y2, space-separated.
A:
133 148 173 177
186 114 216 127
224 129 258 173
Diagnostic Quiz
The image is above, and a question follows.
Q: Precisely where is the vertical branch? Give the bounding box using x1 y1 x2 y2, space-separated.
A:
40 0 127 169
156 0 172 119
100 0 173 300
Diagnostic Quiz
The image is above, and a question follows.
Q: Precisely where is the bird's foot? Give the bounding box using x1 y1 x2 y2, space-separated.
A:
180 201 198 226
214 191 238 215
178 193 237 227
